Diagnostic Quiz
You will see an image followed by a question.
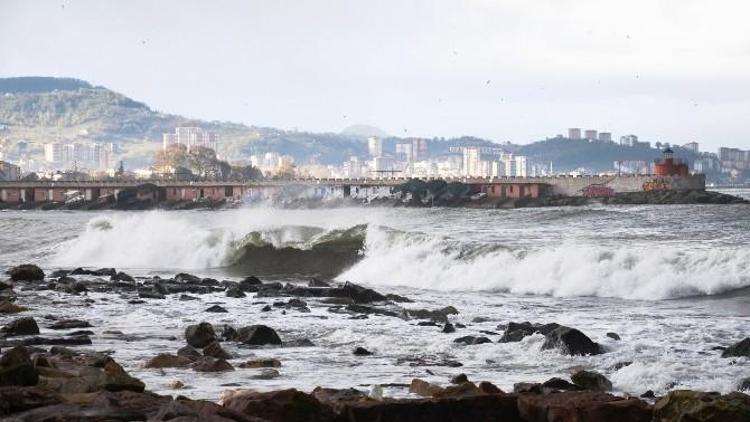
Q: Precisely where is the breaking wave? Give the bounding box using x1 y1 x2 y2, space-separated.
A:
50 211 750 300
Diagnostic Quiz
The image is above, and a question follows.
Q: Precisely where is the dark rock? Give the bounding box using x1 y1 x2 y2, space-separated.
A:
453 336 492 345
138 291 165 299
641 390 656 398
541 326 603 355
66 330 94 337
287 298 307 308
7 265 44 282
235 325 282 346
49 269 69 278
0 346 38 386
48 319 91 330
111 271 134 282
450 373 468 384
179 294 199 301
176 345 202 359
442 323 456 333
1 317 40 337
191 356 234 372
386 293 413 303
0 301 27 314
218 324 237 341
353 347 373 356
239 276 263 292
478 381 503 394
49 346 78 356
722 337 750 358
499 321 561 343
152 282 169 295
92 268 116 277
571 370 613 392
514 382 542 394
738 378 750 391
612 361 633 371
203 341 232 359
341 281 386 303
144 353 193 368
404 306 460 323
261 305 272 312
517 391 651 422
239 358 281 368
252 368 280 380
418 321 439 327
225 286 246 298
409 378 444 397
174 273 201 283
205 304 228 313
654 390 750 422
0 335 92 348
308 278 331 287
223 388 334 422
284 338 315 347
606 332 621 341
542 377 581 391
184 322 217 348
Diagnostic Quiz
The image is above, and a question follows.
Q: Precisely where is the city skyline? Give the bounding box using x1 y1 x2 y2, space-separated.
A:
2 0 749 150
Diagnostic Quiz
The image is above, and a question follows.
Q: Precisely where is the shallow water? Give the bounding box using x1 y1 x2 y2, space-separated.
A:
1 190 748 400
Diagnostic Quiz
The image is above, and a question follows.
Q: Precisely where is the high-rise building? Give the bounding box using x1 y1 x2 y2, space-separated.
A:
584 130 598 140
367 137 383 158
620 134 639 147
598 132 612 142
682 142 699 153
163 127 219 152
412 138 429 161
44 142 64 163
0 161 21 181
395 143 413 162
568 128 582 140
462 146 481 176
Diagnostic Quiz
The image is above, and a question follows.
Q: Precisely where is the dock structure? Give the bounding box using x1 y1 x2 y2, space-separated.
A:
0 174 705 204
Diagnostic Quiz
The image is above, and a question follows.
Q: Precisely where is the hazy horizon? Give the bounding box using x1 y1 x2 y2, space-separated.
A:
1 0 749 150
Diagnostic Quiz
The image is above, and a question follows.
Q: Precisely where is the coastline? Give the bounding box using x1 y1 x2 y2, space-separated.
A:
1 264 749 421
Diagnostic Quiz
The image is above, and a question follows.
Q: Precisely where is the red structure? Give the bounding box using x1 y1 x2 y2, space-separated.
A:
581 184 615 197
654 148 689 177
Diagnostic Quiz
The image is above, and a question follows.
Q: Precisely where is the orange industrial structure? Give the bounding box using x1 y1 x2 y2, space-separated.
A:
654 148 689 177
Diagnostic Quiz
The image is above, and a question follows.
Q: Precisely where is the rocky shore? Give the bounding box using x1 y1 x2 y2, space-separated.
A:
1 264 749 421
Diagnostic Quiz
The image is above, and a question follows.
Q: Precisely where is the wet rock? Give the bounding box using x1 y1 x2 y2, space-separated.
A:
252 368 280 380
47 319 91 330
403 306 459 323
341 281 387 303
235 325 282 346
48 346 77 356
442 323 456 333
641 390 656 398
397 355 463 368
386 293 413 303
453 335 492 345
7 265 45 282
179 294 199 301
174 272 201 283
138 291 165 299
203 341 232 359
239 358 281 369
571 370 613 392
225 286 246 298
151 281 169 295
409 378 444 397
612 361 633 371
287 298 307 308
284 338 315 347
49 269 69 278
2 317 40 338
308 278 330 288
517 391 651 422
654 390 750 422
0 281 11 291
450 373 468 384
176 345 202 360
184 322 217 348
0 346 38 386
418 321 439 327
191 356 234 372
499 321 560 343
93 268 117 277
312 387 371 412
0 301 27 314
478 381 503 394
606 332 621 341
541 326 603 356
738 378 750 391
353 347 373 356
542 377 581 392
239 275 263 292
205 304 228 313
144 353 194 369
223 388 334 422
514 382 543 394
111 271 134 282
261 305 272 312
722 337 750 358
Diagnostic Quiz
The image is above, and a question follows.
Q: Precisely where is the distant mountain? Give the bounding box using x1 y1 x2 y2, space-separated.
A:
341 124 389 138
0 77 92 93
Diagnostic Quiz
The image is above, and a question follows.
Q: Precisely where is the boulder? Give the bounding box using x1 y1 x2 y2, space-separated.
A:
722 338 750 358
606 332 621 341
225 286 246 298
7 265 44 282
450 373 468 384
517 391 651 422
49 269 69 278
454 336 492 345
571 370 613 392
99 359 146 392
499 322 560 343
0 346 38 386
184 322 217 348
478 381 503 394
205 304 228 313
235 325 282 346
409 378 445 397
239 276 263 292
174 273 201 284
239 358 282 369
203 341 232 359
541 326 603 356
353 347 373 356
308 278 331 288
191 357 234 372
653 390 750 422
252 368 280 380
542 377 581 392
144 353 193 369
223 388 334 422
341 281 387 303
442 323 456 333
177 345 202 360
1 317 40 337
47 319 92 330
0 301 27 314
335 393 520 421
738 378 750 392
111 271 134 282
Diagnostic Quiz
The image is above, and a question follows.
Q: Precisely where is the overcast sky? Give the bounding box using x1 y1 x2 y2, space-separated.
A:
1 0 749 150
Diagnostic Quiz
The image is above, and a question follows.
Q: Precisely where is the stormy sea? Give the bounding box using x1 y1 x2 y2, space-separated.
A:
1 189 749 403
